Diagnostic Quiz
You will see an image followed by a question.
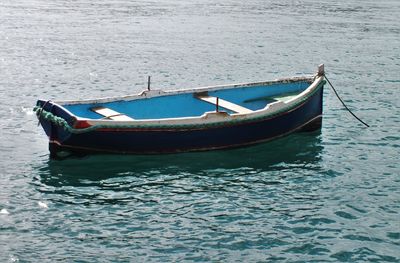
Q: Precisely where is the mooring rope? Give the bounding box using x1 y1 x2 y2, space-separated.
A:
325 75 369 128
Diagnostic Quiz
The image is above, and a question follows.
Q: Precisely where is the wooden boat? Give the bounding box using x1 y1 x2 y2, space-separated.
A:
35 65 326 158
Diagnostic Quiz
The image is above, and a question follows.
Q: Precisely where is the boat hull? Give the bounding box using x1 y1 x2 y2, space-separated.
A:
44 85 323 157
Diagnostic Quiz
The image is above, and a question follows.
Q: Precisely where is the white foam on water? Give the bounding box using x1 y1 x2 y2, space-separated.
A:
21 107 34 116
38 201 48 209
0 208 9 215
9 255 19 262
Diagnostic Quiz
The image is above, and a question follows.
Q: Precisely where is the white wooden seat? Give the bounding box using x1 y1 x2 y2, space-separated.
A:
195 95 253 114
91 107 134 121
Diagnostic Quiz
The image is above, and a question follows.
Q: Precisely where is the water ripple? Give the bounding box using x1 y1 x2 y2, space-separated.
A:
1 0 400 261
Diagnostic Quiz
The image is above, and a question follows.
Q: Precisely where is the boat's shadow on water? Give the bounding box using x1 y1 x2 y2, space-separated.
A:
40 132 323 184
37 132 323 188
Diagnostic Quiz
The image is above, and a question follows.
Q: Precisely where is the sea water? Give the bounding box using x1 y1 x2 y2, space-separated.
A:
0 0 399 261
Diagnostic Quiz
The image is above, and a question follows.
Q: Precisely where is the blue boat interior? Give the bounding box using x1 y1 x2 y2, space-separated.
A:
62 81 311 120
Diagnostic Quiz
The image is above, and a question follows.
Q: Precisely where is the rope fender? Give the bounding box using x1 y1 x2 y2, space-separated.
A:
34 106 90 134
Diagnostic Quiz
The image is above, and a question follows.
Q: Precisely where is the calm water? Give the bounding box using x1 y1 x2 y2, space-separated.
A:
1 0 399 262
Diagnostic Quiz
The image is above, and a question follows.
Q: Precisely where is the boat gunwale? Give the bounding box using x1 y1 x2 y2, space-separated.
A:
54 75 315 105
38 74 323 129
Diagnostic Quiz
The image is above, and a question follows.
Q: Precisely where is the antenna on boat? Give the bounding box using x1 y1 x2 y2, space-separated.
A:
147 76 151 91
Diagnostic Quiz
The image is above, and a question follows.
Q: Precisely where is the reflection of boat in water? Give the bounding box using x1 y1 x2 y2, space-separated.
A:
34 66 325 158
37 132 322 188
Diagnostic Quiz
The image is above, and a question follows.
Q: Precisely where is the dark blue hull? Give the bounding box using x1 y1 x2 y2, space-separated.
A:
43 85 323 157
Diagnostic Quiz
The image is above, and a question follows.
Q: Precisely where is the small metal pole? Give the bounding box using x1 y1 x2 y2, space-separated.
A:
147 76 151 91
216 97 219 112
